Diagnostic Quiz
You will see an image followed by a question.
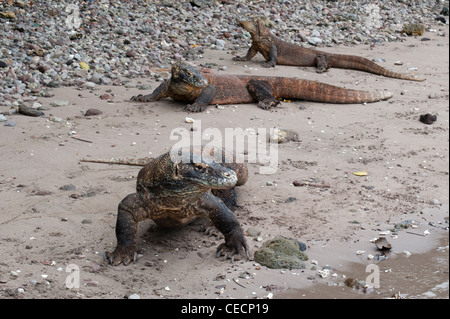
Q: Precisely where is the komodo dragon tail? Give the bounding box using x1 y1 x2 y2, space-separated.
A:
328 54 426 82
273 77 393 104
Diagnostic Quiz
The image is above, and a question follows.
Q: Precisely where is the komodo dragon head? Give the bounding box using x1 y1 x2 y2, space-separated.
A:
173 151 238 189
236 17 272 39
138 150 238 195
168 61 210 101
170 61 209 88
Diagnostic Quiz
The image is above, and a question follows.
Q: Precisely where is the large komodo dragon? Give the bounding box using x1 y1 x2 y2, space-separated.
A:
131 61 393 112
233 17 425 82
105 147 249 266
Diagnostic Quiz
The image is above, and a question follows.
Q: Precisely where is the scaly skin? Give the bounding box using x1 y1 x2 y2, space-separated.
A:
131 61 393 112
105 147 249 266
233 17 426 82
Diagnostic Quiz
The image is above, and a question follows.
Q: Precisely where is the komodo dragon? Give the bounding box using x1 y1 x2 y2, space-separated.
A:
233 17 425 82
131 61 393 112
104 147 249 266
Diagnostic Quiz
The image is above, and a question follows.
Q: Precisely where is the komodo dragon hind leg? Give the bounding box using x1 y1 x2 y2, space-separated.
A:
247 79 281 110
315 54 330 73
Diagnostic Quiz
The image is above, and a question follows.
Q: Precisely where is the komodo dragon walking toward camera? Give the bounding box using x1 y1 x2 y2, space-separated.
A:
233 17 425 82
131 61 393 112
104 147 249 266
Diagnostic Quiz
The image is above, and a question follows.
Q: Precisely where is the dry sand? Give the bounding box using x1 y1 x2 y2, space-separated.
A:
0 25 448 300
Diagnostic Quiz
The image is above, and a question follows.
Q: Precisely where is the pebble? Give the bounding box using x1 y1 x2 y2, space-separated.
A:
127 293 141 299
4 121 16 127
84 108 103 116
52 100 69 107
246 227 262 237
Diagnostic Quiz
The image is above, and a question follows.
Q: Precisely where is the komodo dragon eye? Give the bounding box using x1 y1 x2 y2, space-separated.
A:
193 162 208 170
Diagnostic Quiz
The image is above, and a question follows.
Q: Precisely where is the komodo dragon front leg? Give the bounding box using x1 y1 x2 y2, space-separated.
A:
105 193 151 266
130 81 170 102
198 192 249 261
233 43 278 68
184 84 215 113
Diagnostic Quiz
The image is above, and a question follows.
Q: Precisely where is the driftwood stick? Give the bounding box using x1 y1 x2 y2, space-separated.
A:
80 157 153 166
293 181 331 189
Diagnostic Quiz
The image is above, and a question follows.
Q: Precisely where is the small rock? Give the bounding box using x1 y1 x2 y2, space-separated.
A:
35 190 52 196
254 237 308 269
344 277 365 289
99 94 113 100
81 219 93 224
126 50 137 58
394 219 415 230
307 37 322 46
419 113 437 125
127 293 140 299
402 23 425 36
83 82 96 89
52 100 69 107
269 127 300 144
85 109 103 116
49 116 63 123
60 184 76 191
0 11 16 20
245 227 262 238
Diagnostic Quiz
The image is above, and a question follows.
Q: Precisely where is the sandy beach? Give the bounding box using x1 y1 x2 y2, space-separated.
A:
0 23 448 299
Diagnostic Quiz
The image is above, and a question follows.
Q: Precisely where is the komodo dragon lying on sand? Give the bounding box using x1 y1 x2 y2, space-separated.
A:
233 17 425 82
131 61 393 112
105 147 249 266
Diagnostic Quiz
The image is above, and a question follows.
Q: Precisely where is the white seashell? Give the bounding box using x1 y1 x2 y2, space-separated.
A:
356 250 365 255
185 117 194 123
317 269 330 278
424 229 430 235
403 250 411 257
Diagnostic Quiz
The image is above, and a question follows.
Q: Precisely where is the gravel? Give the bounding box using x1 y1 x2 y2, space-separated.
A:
0 0 448 105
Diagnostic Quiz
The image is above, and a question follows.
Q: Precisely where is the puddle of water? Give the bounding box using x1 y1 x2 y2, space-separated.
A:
277 235 448 299
277 206 449 299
